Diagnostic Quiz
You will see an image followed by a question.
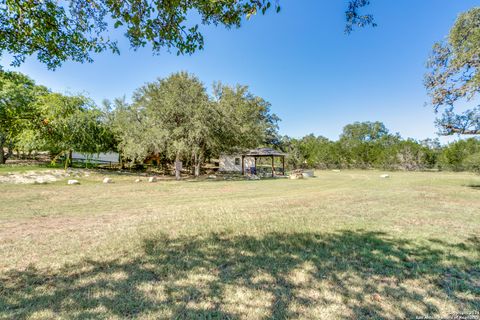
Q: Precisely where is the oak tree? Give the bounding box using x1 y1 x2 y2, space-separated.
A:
0 0 374 69
425 7 480 135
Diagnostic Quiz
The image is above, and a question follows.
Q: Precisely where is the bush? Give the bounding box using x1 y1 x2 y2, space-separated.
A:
463 152 480 173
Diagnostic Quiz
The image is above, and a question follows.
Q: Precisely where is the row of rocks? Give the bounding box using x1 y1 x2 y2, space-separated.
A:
66 174 391 185
67 176 158 185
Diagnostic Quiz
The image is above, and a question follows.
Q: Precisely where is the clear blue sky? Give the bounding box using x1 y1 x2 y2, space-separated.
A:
1 0 478 142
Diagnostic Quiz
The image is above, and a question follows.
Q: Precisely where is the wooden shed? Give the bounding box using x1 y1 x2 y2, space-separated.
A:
219 148 286 176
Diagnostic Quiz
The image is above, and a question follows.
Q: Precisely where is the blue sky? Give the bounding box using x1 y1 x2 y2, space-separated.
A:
2 0 478 142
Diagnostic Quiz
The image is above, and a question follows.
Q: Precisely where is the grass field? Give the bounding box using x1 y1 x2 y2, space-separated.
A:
0 169 479 319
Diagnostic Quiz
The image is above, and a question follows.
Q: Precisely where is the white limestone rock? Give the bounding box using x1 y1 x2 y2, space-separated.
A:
34 178 47 184
289 173 303 180
302 170 315 178
103 177 113 184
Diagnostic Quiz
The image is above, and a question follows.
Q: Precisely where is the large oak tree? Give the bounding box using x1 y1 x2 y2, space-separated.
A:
0 0 374 69
425 7 480 135
110 72 280 177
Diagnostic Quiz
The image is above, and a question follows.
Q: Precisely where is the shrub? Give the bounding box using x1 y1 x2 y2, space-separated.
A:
463 152 480 173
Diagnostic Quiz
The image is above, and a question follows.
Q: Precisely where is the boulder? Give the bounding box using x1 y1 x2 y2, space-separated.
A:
135 178 142 183
103 177 113 184
289 173 303 180
380 174 390 179
67 180 80 185
34 178 47 184
332 169 341 172
208 175 217 179
302 170 314 178
148 177 157 183
248 174 260 180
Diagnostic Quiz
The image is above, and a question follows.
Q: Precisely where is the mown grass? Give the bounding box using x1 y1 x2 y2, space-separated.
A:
0 164 58 173
0 170 479 319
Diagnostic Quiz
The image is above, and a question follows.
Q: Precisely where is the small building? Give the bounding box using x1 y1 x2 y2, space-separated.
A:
219 154 254 173
219 148 286 176
72 152 120 165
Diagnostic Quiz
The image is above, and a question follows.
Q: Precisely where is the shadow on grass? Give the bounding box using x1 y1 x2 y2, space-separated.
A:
1 231 479 319
466 184 480 190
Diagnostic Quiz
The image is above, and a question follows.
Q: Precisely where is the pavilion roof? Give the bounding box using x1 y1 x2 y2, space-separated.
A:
243 148 286 157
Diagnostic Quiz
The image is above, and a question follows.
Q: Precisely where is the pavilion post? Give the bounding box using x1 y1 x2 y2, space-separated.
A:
254 157 257 175
241 155 245 175
271 155 275 177
282 155 285 175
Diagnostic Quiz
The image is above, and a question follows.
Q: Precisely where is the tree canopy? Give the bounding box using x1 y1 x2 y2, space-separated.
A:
33 93 115 159
425 7 480 135
0 0 374 69
2 68 479 174
109 72 280 176
0 69 114 164
279 121 477 172
0 70 47 163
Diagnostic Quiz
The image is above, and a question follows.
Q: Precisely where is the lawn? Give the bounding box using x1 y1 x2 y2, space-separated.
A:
0 170 479 319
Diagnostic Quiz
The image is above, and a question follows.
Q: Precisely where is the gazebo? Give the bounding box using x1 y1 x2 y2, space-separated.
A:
241 148 286 177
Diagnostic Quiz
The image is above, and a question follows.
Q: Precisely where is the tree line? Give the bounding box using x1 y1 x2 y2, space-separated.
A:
279 122 480 173
106 72 279 178
0 2 478 140
1 69 479 174
0 71 114 166
0 70 280 177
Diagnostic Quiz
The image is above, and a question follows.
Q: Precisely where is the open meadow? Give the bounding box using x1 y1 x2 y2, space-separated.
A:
0 170 479 319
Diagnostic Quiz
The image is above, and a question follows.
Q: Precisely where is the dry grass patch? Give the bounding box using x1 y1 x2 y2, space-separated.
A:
0 169 479 319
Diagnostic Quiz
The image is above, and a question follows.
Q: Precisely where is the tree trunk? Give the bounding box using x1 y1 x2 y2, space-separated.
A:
6 144 12 162
194 153 202 178
0 135 8 164
64 150 73 170
191 153 196 176
175 153 181 180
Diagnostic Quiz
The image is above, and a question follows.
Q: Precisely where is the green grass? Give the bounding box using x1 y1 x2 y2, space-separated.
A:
0 170 479 319
0 164 59 173
0 161 111 174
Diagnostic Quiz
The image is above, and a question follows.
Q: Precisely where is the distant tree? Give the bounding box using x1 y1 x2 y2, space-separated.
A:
113 72 211 179
0 69 114 166
0 70 47 164
463 152 480 173
295 134 335 169
340 121 390 142
339 121 391 168
419 138 442 169
391 139 430 171
108 98 151 166
0 1 374 69
278 136 304 169
439 138 480 171
425 7 480 135
34 93 115 167
212 83 280 153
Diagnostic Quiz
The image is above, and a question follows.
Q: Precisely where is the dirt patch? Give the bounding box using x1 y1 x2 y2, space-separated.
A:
0 170 86 184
